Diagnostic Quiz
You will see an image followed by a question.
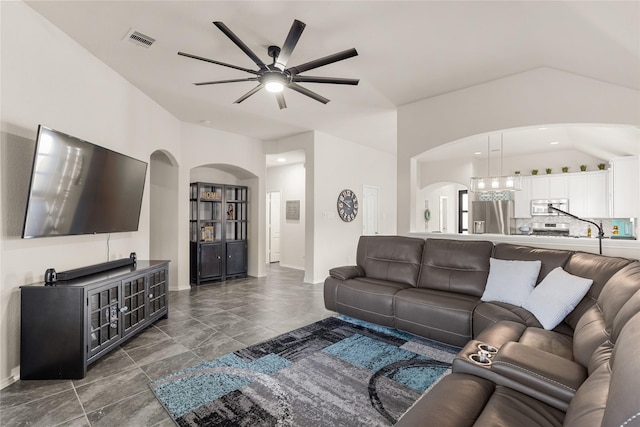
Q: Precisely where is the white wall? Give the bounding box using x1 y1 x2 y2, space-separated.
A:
0 2 182 386
312 132 397 283
267 163 306 270
398 67 640 235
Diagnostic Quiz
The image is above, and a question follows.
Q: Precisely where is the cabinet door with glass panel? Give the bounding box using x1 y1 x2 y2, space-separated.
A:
88 283 122 359
190 183 224 244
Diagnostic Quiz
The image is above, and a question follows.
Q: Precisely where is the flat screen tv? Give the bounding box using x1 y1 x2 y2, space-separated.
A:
22 125 148 238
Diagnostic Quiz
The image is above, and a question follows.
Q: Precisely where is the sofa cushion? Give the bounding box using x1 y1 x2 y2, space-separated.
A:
597 261 640 335
518 328 575 361
394 288 478 346
493 243 572 283
418 238 494 297
334 278 409 327
356 235 424 287
523 267 593 330
481 258 542 306
395 373 495 427
397 374 565 427
473 301 544 338
563 253 632 328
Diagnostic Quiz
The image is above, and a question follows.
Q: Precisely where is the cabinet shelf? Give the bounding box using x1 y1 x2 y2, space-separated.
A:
190 182 248 285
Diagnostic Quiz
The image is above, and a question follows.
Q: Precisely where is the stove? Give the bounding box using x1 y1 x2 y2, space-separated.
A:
530 222 570 237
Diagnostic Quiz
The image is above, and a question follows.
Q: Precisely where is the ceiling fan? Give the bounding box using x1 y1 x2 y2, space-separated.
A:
178 19 359 109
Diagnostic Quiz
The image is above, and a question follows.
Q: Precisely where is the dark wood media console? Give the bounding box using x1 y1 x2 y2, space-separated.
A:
20 260 169 380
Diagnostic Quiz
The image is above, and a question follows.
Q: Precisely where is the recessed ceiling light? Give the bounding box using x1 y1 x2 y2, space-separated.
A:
550 141 560 145
539 127 548 130
473 151 482 155
277 158 286 162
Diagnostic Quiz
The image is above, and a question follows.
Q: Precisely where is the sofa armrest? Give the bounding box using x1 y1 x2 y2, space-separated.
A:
491 341 587 404
329 265 365 280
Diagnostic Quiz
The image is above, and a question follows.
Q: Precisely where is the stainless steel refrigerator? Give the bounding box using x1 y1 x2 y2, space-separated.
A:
471 200 515 235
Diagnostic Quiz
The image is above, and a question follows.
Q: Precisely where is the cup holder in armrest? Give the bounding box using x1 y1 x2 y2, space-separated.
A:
478 343 498 354
468 352 492 366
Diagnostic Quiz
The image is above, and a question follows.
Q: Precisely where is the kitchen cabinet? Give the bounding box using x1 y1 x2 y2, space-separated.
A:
610 156 639 218
569 171 609 218
530 175 569 200
514 176 532 218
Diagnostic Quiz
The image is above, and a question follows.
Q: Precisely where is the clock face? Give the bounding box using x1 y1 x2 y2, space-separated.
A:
337 189 358 222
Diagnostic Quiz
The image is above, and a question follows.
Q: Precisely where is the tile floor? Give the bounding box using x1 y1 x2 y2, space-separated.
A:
1 264 333 426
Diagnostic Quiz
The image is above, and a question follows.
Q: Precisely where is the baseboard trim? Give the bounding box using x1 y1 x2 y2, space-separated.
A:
1 373 18 390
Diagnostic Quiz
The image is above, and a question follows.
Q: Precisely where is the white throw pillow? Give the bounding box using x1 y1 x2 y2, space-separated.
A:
481 258 542 307
523 267 593 330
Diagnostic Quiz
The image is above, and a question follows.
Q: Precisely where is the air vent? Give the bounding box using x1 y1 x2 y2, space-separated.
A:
124 29 155 48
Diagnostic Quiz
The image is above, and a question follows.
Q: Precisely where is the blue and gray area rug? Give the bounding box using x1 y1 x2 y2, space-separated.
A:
149 316 459 426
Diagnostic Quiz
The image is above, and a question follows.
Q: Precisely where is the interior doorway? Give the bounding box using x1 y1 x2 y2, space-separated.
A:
439 196 448 233
362 185 379 235
267 191 281 263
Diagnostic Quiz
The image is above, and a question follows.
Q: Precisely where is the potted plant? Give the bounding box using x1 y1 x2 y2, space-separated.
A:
531 169 538 175
580 165 587 172
545 168 552 174
561 166 569 173
514 171 520 175
598 163 607 170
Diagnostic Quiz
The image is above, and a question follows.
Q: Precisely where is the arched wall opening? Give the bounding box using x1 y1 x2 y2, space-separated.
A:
150 150 180 288
189 163 260 283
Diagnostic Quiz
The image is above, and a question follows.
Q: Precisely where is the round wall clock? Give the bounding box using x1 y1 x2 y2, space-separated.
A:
337 189 358 222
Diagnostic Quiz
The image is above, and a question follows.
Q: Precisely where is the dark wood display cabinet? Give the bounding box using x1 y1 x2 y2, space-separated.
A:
20 260 169 380
190 182 248 285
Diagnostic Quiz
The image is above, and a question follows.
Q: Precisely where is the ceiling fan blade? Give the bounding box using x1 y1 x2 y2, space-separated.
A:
178 52 259 75
276 92 287 110
194 78 259 86
286 48 358 75
234 84 264 104
213 21 268 71
287 82 329 104
292 76 359 85
275 19 306 71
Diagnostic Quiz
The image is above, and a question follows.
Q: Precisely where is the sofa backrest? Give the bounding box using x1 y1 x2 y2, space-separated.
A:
356 235 425 287
564 311 640 427
572 261 640 370
563 252 632 328
492 243 572 283
417 238 494 297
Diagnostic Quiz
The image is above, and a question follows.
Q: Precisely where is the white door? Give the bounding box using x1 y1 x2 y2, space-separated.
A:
362 185 379 235
268 191 281 263
439 196 448 233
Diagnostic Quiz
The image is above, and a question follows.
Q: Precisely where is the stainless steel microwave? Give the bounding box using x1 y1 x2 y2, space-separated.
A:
531 199 569 216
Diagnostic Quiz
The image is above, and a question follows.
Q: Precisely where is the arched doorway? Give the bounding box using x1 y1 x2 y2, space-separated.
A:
150 150 179 288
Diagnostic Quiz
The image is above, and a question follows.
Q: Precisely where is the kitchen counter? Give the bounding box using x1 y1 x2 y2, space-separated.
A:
409 232 640 259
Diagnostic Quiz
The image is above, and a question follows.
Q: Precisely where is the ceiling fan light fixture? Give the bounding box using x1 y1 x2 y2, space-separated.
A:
265 81 284 93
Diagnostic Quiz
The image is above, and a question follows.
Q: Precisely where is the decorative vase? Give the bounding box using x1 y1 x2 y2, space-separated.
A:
598 163 606 170
562 167 569 173
580 165 587 172
531 169 538 175
545 168 552 174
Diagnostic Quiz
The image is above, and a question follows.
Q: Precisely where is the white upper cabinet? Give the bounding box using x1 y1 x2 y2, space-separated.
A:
514 176 532 218
610 156 639 218
530 175 569 200
569 171 609 218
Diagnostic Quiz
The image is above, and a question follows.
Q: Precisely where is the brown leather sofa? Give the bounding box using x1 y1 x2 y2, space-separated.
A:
324 235 640 427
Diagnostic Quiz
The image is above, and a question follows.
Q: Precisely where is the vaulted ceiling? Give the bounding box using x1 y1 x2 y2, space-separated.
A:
25 1 640 155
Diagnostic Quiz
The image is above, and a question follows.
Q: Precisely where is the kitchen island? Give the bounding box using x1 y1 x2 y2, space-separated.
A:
409 232 639 259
